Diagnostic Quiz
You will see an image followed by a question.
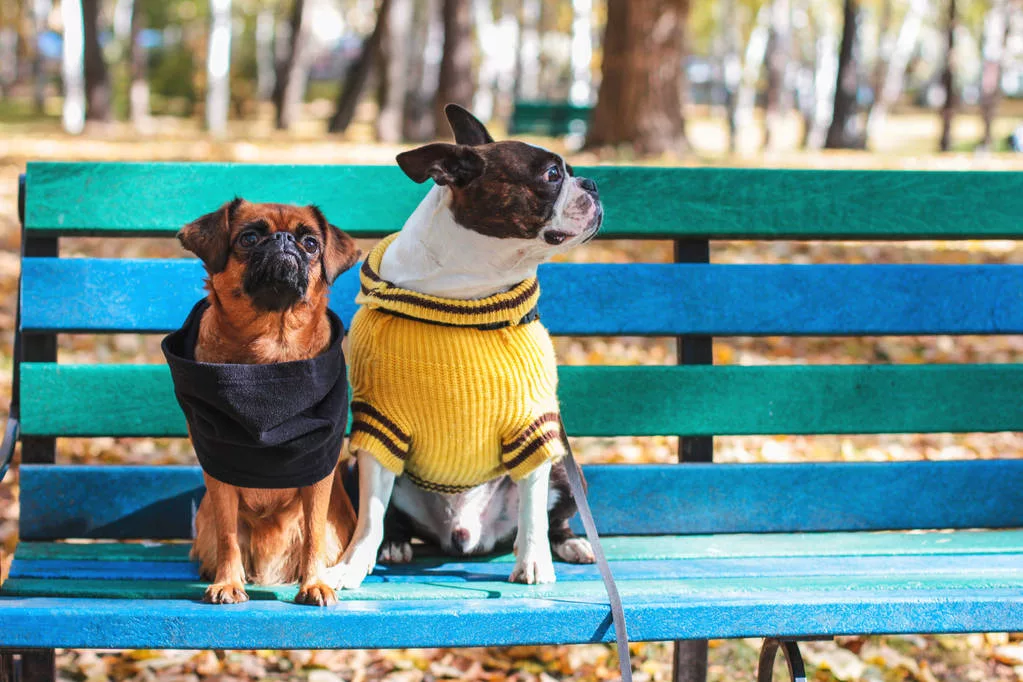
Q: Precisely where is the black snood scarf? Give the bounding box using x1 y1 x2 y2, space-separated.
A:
162 299 348 489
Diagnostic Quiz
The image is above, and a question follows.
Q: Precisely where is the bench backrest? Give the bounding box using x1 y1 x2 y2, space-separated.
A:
509 101 593 136
15 162 1023 540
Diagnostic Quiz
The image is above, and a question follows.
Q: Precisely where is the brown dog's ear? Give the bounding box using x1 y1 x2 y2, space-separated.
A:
396 143 484 187
178 198 243 273
309 205 360 285
445 103 494 146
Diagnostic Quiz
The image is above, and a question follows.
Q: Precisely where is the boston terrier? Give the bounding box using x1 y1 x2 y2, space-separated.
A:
328 104 603 589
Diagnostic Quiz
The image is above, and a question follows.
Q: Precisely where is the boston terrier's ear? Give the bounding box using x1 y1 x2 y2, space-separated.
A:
396 143 485 187
178 197 244 273
445 103 494 146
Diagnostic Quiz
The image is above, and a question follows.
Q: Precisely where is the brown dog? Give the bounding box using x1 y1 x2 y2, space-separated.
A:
177 199 360 606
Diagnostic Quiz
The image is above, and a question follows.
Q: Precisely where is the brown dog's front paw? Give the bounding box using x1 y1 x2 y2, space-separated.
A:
296 581 338 607
204 581 249 604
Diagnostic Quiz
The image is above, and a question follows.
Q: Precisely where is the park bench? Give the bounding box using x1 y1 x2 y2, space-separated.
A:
509 100 592 137
2 163 1023 682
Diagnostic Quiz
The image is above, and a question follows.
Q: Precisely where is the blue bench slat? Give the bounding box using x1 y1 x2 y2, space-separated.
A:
19 461 1023 540
21 258 1023 336
11 553 1022 583
2 589 1021 649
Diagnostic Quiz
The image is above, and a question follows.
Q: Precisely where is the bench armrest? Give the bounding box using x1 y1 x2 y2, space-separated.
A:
0 417 19 482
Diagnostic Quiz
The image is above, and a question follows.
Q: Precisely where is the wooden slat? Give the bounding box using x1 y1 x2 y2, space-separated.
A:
20 529 1023 562
25 163 1023 239
18 462 1023 540
10 550 1022 583
1 584 1022 648
21 258 1023 336
9 575 1022 603
20 363 1023 437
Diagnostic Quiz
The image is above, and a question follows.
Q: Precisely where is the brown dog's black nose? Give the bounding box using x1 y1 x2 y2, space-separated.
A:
579 177 598 194
271 232 296 244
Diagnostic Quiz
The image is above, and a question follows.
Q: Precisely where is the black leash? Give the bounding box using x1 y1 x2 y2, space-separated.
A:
560 419 633 682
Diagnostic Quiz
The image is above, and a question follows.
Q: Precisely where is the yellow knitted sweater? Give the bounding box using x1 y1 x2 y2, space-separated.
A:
347 233 565 492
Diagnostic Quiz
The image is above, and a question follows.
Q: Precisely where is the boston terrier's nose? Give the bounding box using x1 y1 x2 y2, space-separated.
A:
579 177 598 195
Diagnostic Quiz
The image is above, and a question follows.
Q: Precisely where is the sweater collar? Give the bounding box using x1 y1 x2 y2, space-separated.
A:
357 233 541 328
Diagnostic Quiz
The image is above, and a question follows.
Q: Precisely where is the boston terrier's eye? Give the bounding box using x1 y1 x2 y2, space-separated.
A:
238 231 259 247
544 165 562 183
301 236 320 254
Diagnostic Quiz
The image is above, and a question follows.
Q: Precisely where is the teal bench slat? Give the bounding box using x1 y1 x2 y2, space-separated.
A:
19 461 1023 540
21 363 1023 437
11 552 1022 583
25 163 1023 239
2 589 1021 649
21 258 1023 336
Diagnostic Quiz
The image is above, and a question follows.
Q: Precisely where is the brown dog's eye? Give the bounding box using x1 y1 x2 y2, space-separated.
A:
301 236 319 254
544 165 562 183
238 231 258 247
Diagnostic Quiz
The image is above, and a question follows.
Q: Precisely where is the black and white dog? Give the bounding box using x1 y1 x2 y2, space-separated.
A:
328 105 602 588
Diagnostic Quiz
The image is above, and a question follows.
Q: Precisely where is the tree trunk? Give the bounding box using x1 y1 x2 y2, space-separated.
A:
129 0 150 131
376 0 412 142
32 0 52 113
763 0 791 150
472 0 498 120
939 0 956 152
585 0 689 157
274 0 315 130
61 0 86 134
403 0 442 141
434 0 473 137
82 0 110 121
824 0 860 149
569 0 594 105
0 28 16 98
865 0 926 143
804 4 838 149
734 4 770 134
516 0 541 101
255 8 276 100
869 0 892 113
719 0 742 153
206 0 231 137
328 0 390 134
979 0 1009 150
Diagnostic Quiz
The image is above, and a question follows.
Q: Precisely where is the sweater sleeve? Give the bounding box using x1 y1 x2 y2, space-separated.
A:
500 410 566 481
348 401 411 475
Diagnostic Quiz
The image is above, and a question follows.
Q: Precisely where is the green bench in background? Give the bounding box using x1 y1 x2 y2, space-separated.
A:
509 100 592 137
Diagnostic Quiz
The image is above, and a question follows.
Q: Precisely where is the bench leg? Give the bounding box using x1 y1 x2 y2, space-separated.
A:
671 639 708 682
20 650 55 682
757 638 807 682
0 652 14 682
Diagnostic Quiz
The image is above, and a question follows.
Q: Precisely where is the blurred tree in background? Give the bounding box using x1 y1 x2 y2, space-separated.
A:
0 0 1021 156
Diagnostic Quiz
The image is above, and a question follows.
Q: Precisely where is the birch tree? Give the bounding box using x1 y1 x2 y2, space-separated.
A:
939 0 957 151
516 0 541 101
376 0 411 142
206 0 231 137
61 0 86 134
979 0 1009 149
865 0 927 144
